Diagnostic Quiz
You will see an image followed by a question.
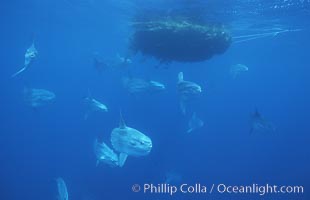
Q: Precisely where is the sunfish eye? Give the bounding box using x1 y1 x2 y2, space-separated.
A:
130 141 137 146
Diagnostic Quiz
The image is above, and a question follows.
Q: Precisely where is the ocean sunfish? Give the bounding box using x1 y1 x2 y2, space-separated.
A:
187 112 204 133
94 139 119 167
110 113 152 167
56 177 69 200
149 80 166 91
93 53 132 72
123 77 165 94
24 87 56 108
177 72 202 114
12 42 38 78
84 92 108 119
230 64 248 79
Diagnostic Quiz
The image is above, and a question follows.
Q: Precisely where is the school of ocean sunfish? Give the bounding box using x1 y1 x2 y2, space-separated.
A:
11 40 275 199
7 0 309 198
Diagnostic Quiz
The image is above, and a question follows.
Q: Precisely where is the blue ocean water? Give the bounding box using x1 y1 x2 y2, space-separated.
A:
0 0 309 200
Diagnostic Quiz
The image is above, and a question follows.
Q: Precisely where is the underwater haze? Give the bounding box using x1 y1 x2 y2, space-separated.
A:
0 0 309 200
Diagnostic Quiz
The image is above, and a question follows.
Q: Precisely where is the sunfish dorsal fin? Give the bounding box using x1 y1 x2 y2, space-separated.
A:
118 153 128 167
119 110 126 128
30 41 35 49
178 72 184 82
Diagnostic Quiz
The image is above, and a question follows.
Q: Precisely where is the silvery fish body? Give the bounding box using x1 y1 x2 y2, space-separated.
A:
111 127 152 157
56 177 68 200
123 77 165 94
230 64 248 79
85 97 108 112
24 88 56 107
12 42 38 77
177 72 202 114
110 115 152 167
94 139 119 167
149 80 166 91
177 72 202 98
124 78 149 93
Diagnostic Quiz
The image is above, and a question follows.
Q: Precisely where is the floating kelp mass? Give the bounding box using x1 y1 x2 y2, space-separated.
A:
130 19 232 63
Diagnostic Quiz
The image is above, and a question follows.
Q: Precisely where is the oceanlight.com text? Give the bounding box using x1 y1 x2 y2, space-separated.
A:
131 183 304 196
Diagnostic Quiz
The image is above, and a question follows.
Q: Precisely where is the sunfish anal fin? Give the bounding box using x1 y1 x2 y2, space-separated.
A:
118 153 128 167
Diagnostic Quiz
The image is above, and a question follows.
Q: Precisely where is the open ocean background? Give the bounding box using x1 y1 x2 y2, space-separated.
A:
0 0 309 199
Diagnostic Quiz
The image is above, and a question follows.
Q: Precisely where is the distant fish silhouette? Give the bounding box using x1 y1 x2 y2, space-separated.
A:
250 108 275 134
177 72 202 115
23 87 56 108
92 53 132 72
187 112 204 133
123 77 165 94
56 177 69 200
12 42 38 78
93 139 119 167
84 90 108 119
230 64 248 79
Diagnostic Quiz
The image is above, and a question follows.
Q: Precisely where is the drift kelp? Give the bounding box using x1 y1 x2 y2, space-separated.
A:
130 19 231 63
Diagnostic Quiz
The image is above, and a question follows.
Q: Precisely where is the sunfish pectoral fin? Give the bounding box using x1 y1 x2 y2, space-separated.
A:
118 153 128 167
178 72 184 82
11 66 27 78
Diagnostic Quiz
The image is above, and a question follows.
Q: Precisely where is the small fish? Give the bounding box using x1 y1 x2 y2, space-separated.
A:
110 112 152 167
84 91 108 119
123 77 165 94
94 139 119 167
92 53 131 72
177 72 202 114
250 108 275 134
12 42 38 78
23 87 56 108
230 64 248 79
187 112 204 133
56 177 69 200
177 72 202 97
149 80 166 91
